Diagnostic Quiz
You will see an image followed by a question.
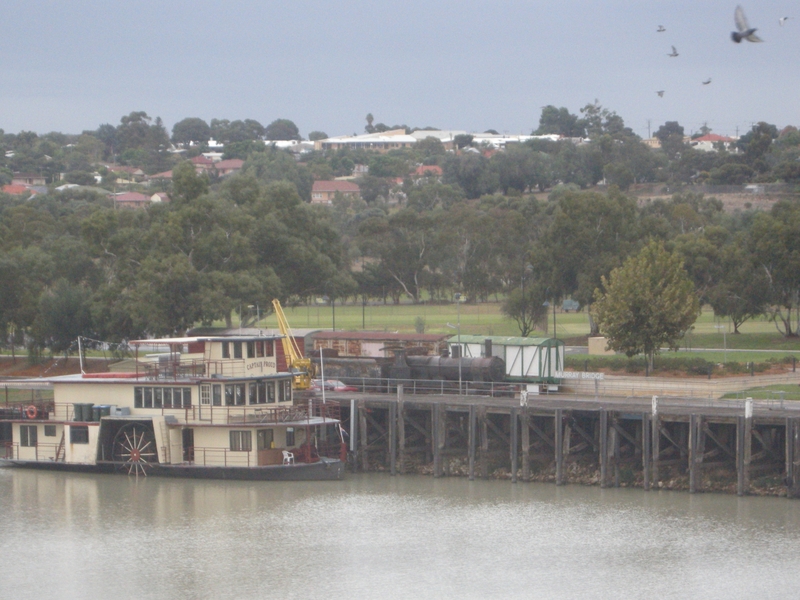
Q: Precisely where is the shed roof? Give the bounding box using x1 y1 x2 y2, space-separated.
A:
449 335 564 347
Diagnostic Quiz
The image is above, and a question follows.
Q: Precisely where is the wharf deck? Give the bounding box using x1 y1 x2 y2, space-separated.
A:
326 389 800 497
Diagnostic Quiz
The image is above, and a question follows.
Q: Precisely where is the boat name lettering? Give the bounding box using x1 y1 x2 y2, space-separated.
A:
247 360 276 371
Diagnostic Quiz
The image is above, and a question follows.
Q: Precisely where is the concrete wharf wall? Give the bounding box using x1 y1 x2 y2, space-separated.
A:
333 388 800 497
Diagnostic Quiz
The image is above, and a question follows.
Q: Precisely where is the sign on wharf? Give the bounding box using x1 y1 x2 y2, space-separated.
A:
554 371 604 380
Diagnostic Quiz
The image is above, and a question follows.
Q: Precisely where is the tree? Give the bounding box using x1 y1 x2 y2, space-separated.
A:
264 119 301 141
592 240 700 370
171 161 209 205
33 279 94 358
453 134 474 149
172 118 211 145
415 136 447 159
308 131 328 141
654 121 686 159
501 284 549 337
534 106 585 138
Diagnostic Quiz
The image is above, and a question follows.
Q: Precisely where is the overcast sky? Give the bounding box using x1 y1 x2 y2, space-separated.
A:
1 0 798 139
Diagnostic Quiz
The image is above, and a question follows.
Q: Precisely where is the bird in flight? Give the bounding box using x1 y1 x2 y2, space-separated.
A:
732 5 763 42
779 17 789 26
657 25 666 32
656 90 665 97
668 46 679 57
702 78 712 85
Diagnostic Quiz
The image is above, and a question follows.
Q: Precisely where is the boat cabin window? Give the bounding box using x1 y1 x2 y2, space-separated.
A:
256 341 264 358
136 386 193 409
44 425 56 437
247 341 255 358
225 383 246 406
278 380 291 403
212 384 222 406
267 382 276 403
229 430 252 452
257 429 273 450
249 381 269 404
233 342 242 359
222 342 230 359
265 341 274 357
20 425 37 447
286 427 295 446
70 426 89 444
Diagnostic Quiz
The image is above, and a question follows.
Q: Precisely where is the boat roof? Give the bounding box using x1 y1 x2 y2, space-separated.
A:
11 372 293 385
130 334 283 345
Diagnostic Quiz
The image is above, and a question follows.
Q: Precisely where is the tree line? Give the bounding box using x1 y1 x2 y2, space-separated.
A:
2 104 800 358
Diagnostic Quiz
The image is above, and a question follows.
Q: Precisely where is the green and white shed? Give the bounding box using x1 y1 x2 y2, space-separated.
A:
448 335 565 383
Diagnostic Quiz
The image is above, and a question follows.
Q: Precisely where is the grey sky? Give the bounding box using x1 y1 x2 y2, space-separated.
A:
1 0 797 139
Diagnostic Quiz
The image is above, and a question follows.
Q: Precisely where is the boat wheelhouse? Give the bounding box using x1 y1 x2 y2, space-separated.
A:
1 334 344 480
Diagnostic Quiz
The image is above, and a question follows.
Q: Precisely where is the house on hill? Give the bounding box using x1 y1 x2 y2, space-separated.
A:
215 158 244 177
311 180 361 205
690 133 736 153
113 192 151 209
2 184 33 196
12 173 46 186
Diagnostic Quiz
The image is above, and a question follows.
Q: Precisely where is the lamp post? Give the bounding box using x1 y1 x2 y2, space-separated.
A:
248 303 260 327
447 293 463 395
521 263 533 336
714 323 727 364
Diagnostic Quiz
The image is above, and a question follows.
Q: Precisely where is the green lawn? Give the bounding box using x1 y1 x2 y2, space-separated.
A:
722 384 800 401
257 302 800 350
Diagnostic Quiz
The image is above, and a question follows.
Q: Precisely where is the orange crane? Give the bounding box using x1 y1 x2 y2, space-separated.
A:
271 299 313 390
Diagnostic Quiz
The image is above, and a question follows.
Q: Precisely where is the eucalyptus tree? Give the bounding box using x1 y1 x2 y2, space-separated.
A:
593 240 700 370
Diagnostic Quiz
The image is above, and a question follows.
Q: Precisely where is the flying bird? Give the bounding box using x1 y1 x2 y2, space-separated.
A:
657 25 666 32
779 17 789 26
702 78 712 85
732 5 763 42
656 90 665 97
668 45 679 57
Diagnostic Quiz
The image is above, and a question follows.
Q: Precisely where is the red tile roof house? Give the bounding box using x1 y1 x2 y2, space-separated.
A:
311 180 361 205
690 134 737 152
113 192 151 209
150 192 170 203
149 170 173 181
107 166 146 183
2 184 33 196
215 158 244 177
190 155 215 172
412 164 443 179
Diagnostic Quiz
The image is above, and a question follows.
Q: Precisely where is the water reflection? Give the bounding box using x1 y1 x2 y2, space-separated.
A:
2 469 800 599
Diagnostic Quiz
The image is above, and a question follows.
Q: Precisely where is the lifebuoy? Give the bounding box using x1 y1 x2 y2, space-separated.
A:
25 405 38 419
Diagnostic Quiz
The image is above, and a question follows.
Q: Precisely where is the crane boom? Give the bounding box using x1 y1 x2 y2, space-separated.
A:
271 299 313 390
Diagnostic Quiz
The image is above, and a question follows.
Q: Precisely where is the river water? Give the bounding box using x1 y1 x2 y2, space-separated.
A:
2 469 800 599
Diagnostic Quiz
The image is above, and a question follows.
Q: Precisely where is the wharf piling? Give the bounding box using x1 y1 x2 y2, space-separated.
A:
336 388 800 498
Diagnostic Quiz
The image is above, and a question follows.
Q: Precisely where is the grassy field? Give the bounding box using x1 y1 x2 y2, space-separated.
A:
722 384 800 401
258 302 800 351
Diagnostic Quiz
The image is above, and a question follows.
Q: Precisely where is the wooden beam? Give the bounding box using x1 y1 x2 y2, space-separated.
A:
529 420 555 449
652 413 660 487
389 401 397 476
555 408 564 486
570 419 599 452
479 406 489 478
468 404 476 481
600 410 608 488
521 410 531 482
702 423 735 460
642 414 651 491
398 398 406 475
510 408 518 483
359 399 368 471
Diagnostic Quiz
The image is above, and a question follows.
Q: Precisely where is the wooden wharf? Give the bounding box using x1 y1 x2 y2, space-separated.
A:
328 387 800 497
